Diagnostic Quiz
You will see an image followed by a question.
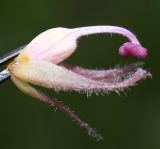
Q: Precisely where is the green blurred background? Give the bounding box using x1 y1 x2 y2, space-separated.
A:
0 0 159 149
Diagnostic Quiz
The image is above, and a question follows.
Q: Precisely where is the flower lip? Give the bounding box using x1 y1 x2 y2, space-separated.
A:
17 26 148 63
119 42 148 60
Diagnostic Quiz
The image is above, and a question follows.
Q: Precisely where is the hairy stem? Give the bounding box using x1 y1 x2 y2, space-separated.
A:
11 75 103 141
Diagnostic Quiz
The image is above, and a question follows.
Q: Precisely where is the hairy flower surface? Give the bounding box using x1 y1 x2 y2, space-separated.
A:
7 26 151 141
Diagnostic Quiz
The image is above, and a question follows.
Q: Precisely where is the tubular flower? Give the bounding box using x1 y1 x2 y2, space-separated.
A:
7 26 151 141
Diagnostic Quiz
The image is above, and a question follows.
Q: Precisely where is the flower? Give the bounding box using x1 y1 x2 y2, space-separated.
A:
7 26 151 141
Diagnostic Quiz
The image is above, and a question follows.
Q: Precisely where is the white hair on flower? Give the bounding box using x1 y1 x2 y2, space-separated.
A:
6 26 151 141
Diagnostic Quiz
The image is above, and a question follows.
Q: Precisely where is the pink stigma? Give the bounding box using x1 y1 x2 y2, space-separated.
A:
119 42 148 60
